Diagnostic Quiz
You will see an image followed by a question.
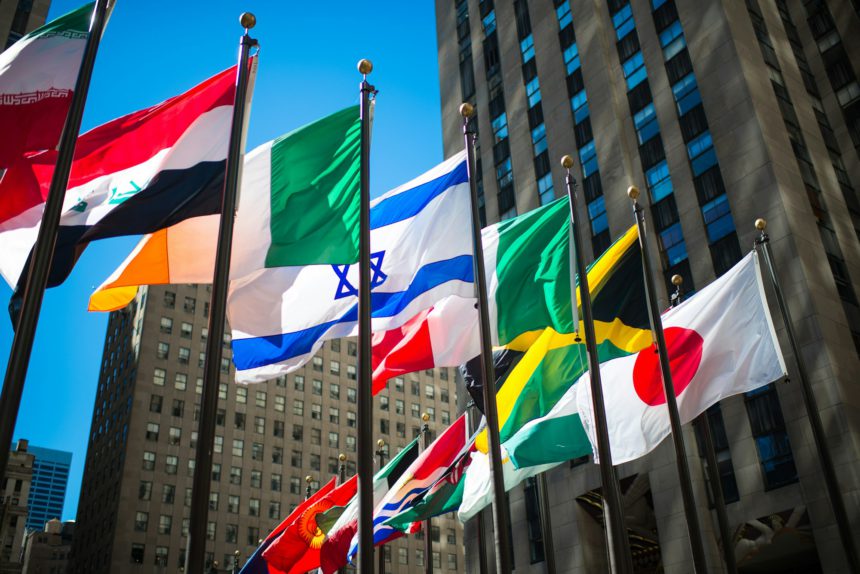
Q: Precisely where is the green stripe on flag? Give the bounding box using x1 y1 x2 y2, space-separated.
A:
26 2 93 40
493 197 573 345
506 411 591 468
384 477 465 532
265 105 361 267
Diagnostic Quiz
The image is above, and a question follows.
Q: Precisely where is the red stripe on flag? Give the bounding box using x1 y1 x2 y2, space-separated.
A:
0 65 237 224
0 94 73 169
371 306 435 394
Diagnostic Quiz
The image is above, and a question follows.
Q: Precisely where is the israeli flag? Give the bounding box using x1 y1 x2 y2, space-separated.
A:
228 151 474 382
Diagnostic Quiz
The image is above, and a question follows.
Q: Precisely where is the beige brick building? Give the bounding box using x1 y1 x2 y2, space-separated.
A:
0 0 51 50
1 441 34 574
436 0 860 572
70 284 464 573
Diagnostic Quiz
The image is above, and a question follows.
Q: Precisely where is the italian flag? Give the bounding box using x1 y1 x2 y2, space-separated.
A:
0 3 94 169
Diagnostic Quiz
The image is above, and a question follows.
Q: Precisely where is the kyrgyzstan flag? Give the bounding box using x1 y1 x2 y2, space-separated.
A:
0 58 256 291
576 251 786 464
260 476 358 574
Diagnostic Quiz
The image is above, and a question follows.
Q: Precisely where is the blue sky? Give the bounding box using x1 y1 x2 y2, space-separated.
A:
0 0 447 521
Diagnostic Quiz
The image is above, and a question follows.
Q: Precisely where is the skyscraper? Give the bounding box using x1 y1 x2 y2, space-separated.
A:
70 284 464 573
24 446 71 532
1 440 34 574
436 0 859 572
0 0 52 50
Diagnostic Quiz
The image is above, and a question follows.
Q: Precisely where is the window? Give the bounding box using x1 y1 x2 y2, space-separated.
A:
230 466 242 485
292 450 302 467
294 374 305 391
312 379 323 396
394 377 404 392
347 365 357 380
256 390 267 407
252 442 264 461
155 546 168 567
158 514 172 534
329 407 340 424
311 428 322 445
174 372 187 391
312 356 323 371
694 404 740 504
226 524 238 544
399 547 409 565
290 477 301 495
269 501 281 519
146 422 159 441
275 395 285 412
686 131 716 176
311 404 322 420
395 399 404 415
214 435 223 454
249 498 260 517
184 296 196 313
524 477 546 563
234 412 246 430
274 420 285 438
131 543 145 564
380 396 389 411
138 481 152 501
311 453 321 471
633 103 659 144
219 383 228 400
380 419 389 434
156 342 169 359
612 3 634 39
216 408 226 426
701 194 735 243
228 494 240 513
178 346 190 364
622 51 647 90
646 160 673 202
271 473 283 492
347 435 356 452
153 368 166 386
254 416 265 434
206 521 216 540
149 395 163 413
180 321 192 338
168 426 181 445
232 439 244 457
165 455 178 475
412 403 420 418
293 400 304 416
209 492 219 511
251 470 262 488
745 384 798 489
134 511 148 532
330 360 340 376
329 431 339 448
293 424 304 441
160 317 173 334
237 387 248 404
347 411 356 428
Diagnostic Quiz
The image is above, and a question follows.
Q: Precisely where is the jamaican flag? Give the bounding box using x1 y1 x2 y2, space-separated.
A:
474 225 651 458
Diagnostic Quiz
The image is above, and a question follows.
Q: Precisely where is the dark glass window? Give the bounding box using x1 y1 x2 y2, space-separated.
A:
694 404 740 504
523 478 545 564
710 233 742 276
745 384 798 490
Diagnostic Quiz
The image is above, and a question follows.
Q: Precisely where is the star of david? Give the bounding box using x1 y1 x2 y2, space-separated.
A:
332 250 387 300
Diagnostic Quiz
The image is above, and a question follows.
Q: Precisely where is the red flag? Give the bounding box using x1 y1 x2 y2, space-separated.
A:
262 476 358 574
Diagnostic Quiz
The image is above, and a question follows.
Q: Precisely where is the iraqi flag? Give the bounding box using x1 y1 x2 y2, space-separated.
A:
0 59 255 291
576 251 787 464
0 2 96 169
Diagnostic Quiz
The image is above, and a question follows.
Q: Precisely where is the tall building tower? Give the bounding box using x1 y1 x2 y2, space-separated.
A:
70 284 464 573
0 0 52 50
24 446 71 532
436 0 859 572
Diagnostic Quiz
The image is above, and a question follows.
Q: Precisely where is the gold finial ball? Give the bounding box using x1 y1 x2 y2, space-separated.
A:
305 475 312 483
357 59 373 75
755 218 767 231
459 102 475 118
377 439 385 448
239 12 256 29
339 453 347 462
671 274 683 286
421 412 430 422
627 185 641 200
234 550 241 557
560 155 575 169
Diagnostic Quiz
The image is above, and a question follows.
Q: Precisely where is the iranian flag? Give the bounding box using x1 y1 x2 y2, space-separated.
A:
0 2 94 169
372 195 577 387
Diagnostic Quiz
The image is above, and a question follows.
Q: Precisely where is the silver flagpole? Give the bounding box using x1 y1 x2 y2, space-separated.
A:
628 186 707 573
459 102 512 574
561 155 633 574
754 218 859 572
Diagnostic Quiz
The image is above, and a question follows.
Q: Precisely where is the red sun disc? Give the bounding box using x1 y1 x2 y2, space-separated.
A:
632 326 704 406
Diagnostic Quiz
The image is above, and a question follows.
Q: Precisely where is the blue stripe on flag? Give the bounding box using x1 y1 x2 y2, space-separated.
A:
232 255 474 371
370 161 468 229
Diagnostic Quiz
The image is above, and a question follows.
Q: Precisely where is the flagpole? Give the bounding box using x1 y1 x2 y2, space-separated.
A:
536 473 557 574
338 453 347 574
0 0 110 484
375 439 386 574
420 414 433 574
306 476 314 500
673 276 738 574
465 403 489 574
628 186 708 573
356 58 376 574
753 218 859 572
561 156 633 574
185 15 257 574
459 102 512 574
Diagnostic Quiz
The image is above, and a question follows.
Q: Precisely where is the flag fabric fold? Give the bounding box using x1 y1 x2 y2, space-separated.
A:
0 60 254 289
261 476 357 574
88 105 362 312
347 414 468 561
0 2 93 169
320 438 420 574
577 251 786 464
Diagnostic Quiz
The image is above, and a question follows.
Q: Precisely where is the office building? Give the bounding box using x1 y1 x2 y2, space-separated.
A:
21 519 73 574
0 0 51 50
70 284 464 573
436 0 859 572
1 441 34 574
24 447 71 534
